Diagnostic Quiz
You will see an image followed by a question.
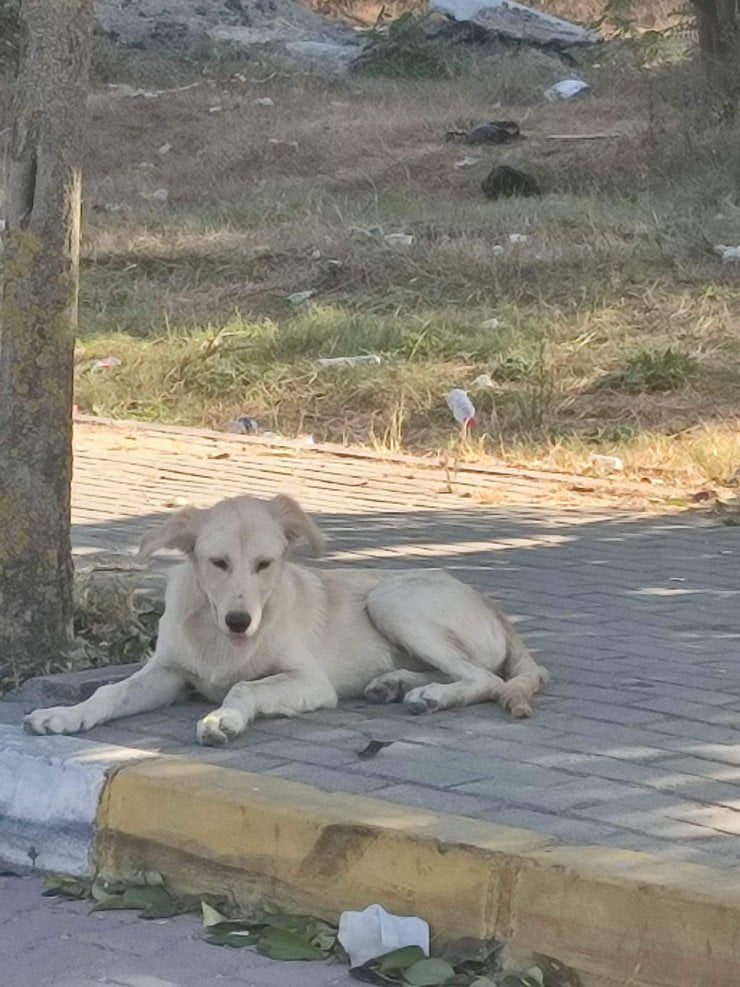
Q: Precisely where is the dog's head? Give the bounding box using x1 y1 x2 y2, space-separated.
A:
138 494 324 643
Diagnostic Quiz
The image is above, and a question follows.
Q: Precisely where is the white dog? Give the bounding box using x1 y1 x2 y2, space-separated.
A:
25 494 548 745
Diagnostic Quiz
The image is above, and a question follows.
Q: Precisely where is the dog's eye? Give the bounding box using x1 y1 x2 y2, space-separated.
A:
211 558 229 571
255 559 273 573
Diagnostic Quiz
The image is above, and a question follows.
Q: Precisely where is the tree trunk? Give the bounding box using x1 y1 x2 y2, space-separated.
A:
0 0 92 686
692 0 740 102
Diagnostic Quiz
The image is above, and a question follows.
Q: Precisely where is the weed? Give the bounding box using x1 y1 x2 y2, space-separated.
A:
610 348 700 393
354 12 464 78
493 356 535 383
73 570 161 666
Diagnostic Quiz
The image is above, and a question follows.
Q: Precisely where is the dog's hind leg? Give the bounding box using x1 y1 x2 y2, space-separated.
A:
496 612 549 719
367 574 508 714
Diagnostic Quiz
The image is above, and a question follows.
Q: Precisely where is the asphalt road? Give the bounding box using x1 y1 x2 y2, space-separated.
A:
0 873 352 987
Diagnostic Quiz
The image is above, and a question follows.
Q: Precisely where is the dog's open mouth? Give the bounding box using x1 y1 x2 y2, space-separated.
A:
228 631 250 647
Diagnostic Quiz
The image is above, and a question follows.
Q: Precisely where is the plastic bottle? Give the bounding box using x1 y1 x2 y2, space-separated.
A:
446 389 476 428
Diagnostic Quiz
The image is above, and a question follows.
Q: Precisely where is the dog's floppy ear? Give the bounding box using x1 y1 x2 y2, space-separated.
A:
137 507 202 561
267 495 325 555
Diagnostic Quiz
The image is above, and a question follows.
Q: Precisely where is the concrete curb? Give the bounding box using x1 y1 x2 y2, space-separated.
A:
2 729 739 987
0 725 154 874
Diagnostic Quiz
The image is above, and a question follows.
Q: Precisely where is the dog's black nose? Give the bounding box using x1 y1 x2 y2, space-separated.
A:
225 611 251 634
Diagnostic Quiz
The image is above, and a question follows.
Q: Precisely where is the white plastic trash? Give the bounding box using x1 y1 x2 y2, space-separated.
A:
384 233 415 247
714 244 740 262
91 355 122 370
590 453 624 472
317 354 382 367
338 904 430 969
142 188 169 203
545 79 590 101
454 156 482 169
446 388 476 427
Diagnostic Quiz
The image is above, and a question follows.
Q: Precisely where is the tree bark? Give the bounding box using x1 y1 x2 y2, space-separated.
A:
692 0 740 101
0 0 93 685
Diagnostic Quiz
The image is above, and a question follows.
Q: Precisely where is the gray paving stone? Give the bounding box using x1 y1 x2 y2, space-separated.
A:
571 804 729 841
643 717 739 744
350 742 500 786
457 776 649 812
539 699 667 726
264 763 391 794
666 779 740 807
371 784 505 820
655 756 740 781
481 808 626 845
246 738 360 769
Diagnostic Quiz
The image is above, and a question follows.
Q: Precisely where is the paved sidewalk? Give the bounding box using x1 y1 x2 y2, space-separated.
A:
0 874 350 987
8 421 740 870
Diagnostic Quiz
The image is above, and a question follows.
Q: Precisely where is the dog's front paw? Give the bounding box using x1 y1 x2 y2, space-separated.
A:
196 707 247 746
24 706 90 736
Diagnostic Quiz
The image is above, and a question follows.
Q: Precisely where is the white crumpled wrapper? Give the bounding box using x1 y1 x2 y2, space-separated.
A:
337 903 430 969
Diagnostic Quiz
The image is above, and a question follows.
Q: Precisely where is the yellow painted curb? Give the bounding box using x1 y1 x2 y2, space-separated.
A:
96 758 740 987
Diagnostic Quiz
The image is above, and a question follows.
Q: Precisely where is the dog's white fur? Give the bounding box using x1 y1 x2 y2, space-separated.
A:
25 494 548 745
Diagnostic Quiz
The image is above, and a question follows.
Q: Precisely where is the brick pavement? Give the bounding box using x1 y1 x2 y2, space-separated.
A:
9 421 740 871
0 874 351 987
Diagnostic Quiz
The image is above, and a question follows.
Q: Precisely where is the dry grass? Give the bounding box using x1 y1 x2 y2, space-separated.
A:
1 32 740 493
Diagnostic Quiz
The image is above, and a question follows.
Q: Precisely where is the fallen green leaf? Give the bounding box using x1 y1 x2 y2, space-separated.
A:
90 879 127 904
142 871 165 887
470 979 499 987
403 958 455 985
358 740 393 759
92 885 181 919
531 956 582 987
350 966 400 984
313 926 338 952
206 925 262 948
350 946 428 984
256 926 327 961
201 901 229 928
443 937 505 979
379 947 427 972
43 874 92 900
